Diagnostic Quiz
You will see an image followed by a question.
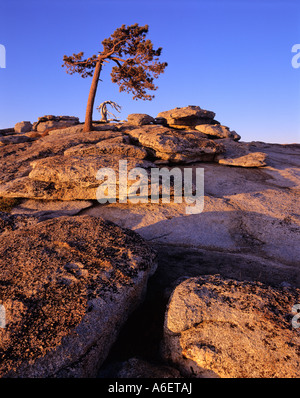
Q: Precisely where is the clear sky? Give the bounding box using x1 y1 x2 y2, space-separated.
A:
0 0 299 143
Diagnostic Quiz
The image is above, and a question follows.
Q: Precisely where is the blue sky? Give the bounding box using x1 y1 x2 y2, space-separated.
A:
0 0 299 143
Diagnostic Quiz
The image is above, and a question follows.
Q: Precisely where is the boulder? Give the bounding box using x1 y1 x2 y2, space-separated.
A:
218 151 267 167
127 113 155 126
34 116 80 132
215 139 267 167
0 215 157 377
195 124 240 141
37 115 79 123
128 125 225 164
14 121 33 134
157 106 216 129
162 275 300 378
36 120 78 132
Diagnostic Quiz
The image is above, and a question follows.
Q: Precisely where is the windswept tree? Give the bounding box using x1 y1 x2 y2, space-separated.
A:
62 24 168 132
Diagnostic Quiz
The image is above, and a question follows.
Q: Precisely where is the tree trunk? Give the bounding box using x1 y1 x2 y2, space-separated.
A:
83 58 103 132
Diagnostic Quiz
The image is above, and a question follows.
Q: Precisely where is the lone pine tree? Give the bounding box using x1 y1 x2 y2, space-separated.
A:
62 24 167 132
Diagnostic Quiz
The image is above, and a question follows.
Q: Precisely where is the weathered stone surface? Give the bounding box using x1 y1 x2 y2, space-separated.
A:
42 127 123 155
157 106 216 129
0 212 39 236
195 124 240 141
1 107 299 379
44 123 85 136
0 120 298 274
37 115 78 122
81 142 300 277
162 275 300 378
24 131 43 139
0 135 33 146
28 155 114 186
64 136 148 160
34 116 80 132
29 155 154 185
14 121 33 134
0 177 93 201
127 113 155 126
11 199 93 219
0 125 125 187
36 120 78 132
216 139 267 167
0 155 155 201
0 215 157 377
128 125 224 163
218 151 267 167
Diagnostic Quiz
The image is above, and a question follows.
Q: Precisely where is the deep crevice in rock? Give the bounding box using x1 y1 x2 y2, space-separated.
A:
97 243 299 377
